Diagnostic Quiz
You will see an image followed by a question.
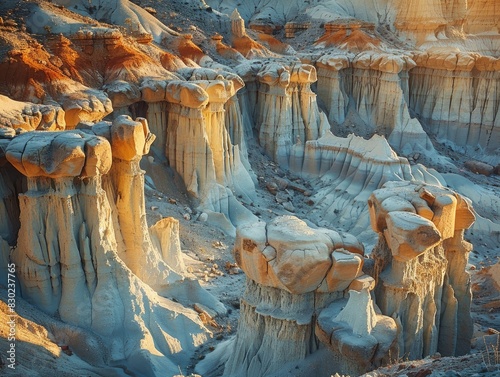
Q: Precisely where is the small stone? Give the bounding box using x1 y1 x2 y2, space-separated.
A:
183 213 191 220
229 267 242 275
275 177 289 190
168 198 177 204
266 182 278 195
464 160 494 176
198 212 208 222
282 201 295 212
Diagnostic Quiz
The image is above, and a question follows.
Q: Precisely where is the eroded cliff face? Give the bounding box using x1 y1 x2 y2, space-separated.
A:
236 61 329 168
288 132 444 242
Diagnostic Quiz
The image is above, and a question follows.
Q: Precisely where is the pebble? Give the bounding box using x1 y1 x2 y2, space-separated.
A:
282 201 295 212
228 267 242 275
266 182 278 195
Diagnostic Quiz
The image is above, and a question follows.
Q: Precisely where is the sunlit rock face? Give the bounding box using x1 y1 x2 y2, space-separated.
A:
392 0 449 45
463 0 500 35
368 181 475 358
0 95 66 134
134 67 257 233
409 49 500 155
313 51 433 154
0 117 213 376
316 274 398 376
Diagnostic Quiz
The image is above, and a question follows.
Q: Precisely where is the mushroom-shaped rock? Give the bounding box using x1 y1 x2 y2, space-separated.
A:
110 115 146 161
62 90 113 128
103 80 141 108
383 211 442 262
289 63 317 83
165 81 209 109
196 80 237 103
316 274 397 376
6 131 111 178
234 216 364 294
140 78 169 103
257 62 290 88
369 181 476 359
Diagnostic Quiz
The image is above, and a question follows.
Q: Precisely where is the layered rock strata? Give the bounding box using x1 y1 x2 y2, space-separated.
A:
117 67 257 233
368 181 475 358
225 216 370 376
393 0 448 45
162 79 256 231
0 33 112 128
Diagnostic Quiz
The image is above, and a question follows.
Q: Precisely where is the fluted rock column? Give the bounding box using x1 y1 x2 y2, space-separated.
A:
6 131 112 324
368 181 475 359
255 62 327 168
163 80 256 232
315 53 351 125
464 0 500 35
231 9 246 38
393 0 447 45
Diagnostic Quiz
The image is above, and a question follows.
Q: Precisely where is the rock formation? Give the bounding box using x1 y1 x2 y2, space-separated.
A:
316 274 398 375
410 49 500 155
161 77 257 233
0 32 112 129
0 0 498 376
224 215 372 377
216 179 476 375
313 50 434 153
237 61 329 167
0 95 66 134
289 132 443 239
0 116 222 375
368 181 475 358
464 0 500 35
